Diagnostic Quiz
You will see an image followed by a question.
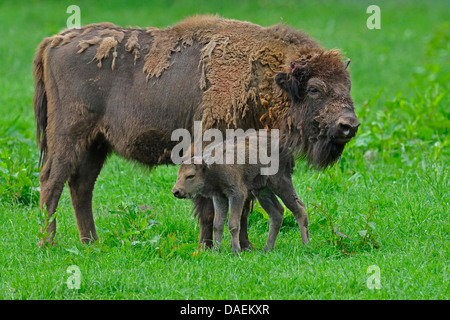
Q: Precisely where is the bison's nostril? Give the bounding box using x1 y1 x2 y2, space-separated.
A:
338 121 359 137
338 123 351 136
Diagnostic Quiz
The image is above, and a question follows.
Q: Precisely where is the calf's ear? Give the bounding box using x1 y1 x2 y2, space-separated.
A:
201 159 209 170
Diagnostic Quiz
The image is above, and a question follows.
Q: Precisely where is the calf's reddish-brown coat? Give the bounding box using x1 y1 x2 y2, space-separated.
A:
172 133 309 253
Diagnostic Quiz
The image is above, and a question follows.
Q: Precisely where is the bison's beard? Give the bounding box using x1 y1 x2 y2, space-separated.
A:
306 137 345 169
280 122 345 169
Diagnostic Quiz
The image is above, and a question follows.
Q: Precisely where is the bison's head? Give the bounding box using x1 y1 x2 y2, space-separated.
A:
275 49 360 168
172 162 206 199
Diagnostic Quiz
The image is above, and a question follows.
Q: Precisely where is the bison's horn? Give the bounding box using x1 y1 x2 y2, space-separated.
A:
344 59 351 69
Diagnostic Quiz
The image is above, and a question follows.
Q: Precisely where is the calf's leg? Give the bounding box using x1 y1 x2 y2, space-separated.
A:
239 197 253 251
212 196 228 251
195 195 252 250
228 192 245 254
254 187 285 251
269 178 309 244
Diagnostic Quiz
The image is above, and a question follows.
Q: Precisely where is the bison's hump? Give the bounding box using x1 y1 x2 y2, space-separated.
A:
39 16 331 133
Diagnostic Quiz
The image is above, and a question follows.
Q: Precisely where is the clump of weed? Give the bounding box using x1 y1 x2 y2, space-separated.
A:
156 232 201 259
99 202 201 259
101 202 158 248
308 202 379 256
0 117 40 205
36 205 58 246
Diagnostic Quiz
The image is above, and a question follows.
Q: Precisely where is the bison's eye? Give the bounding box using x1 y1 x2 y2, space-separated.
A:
186 174 195 180
308 87 321 95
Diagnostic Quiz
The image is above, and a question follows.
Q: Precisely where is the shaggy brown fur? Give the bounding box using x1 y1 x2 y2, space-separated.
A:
125 30 141 64
33 15 358 246
93 36 118 69
143 14 320 130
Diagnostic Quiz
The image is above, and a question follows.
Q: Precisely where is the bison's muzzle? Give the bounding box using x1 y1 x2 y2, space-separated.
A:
329 111 360 145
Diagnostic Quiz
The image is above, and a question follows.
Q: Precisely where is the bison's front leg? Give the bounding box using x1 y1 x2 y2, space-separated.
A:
194 196 214 249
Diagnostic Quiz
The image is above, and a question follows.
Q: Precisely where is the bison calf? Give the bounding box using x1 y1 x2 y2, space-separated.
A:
172 133 309 253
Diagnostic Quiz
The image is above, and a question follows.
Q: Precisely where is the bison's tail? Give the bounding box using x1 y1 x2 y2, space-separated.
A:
33 38 51 166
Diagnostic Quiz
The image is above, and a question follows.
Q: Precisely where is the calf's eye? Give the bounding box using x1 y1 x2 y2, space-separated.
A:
186 174 195 179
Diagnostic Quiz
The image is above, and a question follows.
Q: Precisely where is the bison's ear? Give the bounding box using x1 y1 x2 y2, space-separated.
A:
275 72 303 99
276 62 309 99
275 73 290 91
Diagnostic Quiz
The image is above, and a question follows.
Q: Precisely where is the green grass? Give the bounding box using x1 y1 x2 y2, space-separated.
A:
0 0 448 299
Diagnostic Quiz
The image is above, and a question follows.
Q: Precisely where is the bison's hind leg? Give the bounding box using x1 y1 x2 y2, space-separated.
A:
38 128 109 246
67 136 110 243
38 148 77 245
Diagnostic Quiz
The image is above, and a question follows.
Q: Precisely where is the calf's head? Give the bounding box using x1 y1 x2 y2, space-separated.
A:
275 49 360 168
172 162 205 199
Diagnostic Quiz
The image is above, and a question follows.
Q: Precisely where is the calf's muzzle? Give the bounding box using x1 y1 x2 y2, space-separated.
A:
172 187 185 199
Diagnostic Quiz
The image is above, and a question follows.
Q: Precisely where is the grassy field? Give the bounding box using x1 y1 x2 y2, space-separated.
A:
0 0 448 300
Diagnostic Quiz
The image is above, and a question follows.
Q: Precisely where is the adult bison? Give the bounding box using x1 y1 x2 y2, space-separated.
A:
33 15 359 246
